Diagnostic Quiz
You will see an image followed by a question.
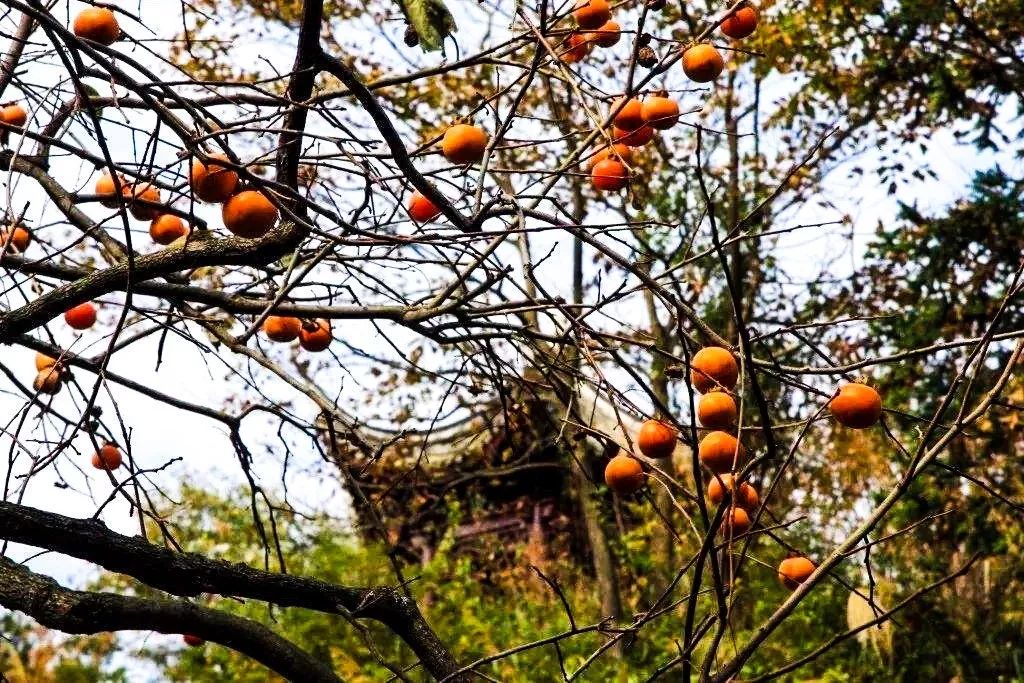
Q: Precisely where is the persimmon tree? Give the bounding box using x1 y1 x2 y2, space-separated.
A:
0 0 1021 680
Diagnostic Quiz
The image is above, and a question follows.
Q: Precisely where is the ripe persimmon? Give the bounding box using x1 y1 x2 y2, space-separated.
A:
641 95 680 130
707 473 759 510
778 556 816 590
73 7 121 45
637 419 677 459
91 443 123 471
612 97 644 132
691 346 738 393
299 319 332 352
126 183 162 221
149 215 188 245
33 367 61 395
698 431 745 473
611 124 654 147
830 383 882 429
35 352 56 371
591 158 628 191
697 390 737 429
95 171 121 208
441 124 488 164
587 143 632 170
560 32 591 63
604 454 645 494
682 43 725 83
183 634 205 647
408 191 440 223
587 20 620 48
222 190 278 238
190 153 239 203
64 302 97 330
721 3 758 39
0 104 27 128
1 224 31 253
263 316 302 342
573 0 611 30
721 506 751 537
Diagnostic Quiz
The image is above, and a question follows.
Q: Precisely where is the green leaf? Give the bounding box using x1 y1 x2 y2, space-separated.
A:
401 0 456 52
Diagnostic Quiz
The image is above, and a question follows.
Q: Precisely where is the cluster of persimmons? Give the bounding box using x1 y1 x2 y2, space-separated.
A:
406 0 759 222
604 346 883 593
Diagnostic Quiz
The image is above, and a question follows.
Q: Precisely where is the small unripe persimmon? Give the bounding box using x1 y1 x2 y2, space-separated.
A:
604 454 645 494
263 316 302 342
637 419 677 459
830 383 882 429
299 319 332 352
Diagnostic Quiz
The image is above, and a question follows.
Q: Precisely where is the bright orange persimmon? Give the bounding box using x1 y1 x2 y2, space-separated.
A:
587 143 632 170
587 20 620 48
73 7 121 45
697 390 737 430
611 124 654 147
707 473 759 510
721 3 758 39
263 316 302 342
698 431 746 473
682 43 725 83
95 171 122 208
299 319 332 352
604 454 645 494
778 556 816 590
149 215 188 245
641 96 680 129
441 124 488 164
691 346 738 393
721 506 751 537
830 383 882 429
591 158 629 191
637 419 677 459
573 0 611 30
612 97 644 132
222 190 279 238
560 32 592 63
64 302 97 330
190 153 239 203
126 182 162 221
0 104 28 128
408 191 441 223
1 224 31 253
91 443 123 471
35 352 56 371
